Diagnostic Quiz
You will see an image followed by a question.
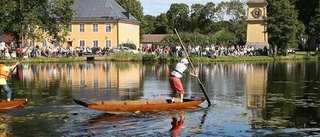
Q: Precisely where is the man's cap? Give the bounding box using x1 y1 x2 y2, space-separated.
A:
180 58 189 64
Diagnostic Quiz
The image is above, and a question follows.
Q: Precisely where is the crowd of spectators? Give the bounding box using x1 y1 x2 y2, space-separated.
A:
0 41 283 59
141 44 270 58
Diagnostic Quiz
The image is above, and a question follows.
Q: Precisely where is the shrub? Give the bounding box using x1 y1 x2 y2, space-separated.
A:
142 53 157 61
119 43 136 49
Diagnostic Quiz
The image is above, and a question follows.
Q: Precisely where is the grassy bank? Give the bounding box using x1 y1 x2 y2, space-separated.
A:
1 51 318 63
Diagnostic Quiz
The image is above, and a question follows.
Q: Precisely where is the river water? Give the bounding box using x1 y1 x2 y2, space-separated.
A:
1 61 320 136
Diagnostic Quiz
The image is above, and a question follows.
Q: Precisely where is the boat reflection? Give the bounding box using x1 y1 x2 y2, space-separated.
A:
88 113 129 125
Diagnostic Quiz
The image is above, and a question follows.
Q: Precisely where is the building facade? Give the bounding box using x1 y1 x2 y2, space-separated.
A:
43 0 140 50
246 0 269 49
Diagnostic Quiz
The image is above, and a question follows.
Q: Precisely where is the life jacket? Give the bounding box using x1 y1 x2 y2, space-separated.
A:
0 64 9 79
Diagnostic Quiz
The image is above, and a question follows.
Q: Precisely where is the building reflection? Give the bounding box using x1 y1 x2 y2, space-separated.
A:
246 63 268 129
16 62 142 91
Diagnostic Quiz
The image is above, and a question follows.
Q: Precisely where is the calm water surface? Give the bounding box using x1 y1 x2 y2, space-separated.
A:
1 61 320 136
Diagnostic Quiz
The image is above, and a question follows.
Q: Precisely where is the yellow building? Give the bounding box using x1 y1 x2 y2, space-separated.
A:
246 0 268 49
43 0 140 49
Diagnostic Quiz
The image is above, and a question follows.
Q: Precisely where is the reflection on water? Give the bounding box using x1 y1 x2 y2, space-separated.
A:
2 61 320 136
18 62 141 90
170 115 185 137
12 62 143 102
0 114 9 137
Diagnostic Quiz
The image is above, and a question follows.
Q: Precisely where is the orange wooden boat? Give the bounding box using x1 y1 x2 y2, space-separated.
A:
0 98 28 110
73 97 205 114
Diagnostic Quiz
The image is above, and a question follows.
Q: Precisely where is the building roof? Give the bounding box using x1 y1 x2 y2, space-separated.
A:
73 0 139 22
141 34 167 43
247 0 268 4
247 0 266 2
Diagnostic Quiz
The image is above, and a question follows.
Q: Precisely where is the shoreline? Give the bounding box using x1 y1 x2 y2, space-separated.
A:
0 52 318 63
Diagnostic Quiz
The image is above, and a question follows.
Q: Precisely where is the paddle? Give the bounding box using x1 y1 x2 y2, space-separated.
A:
174 28 212 107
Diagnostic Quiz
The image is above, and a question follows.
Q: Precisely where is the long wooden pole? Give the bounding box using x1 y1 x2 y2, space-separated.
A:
9 43 33 75
174 28 212 107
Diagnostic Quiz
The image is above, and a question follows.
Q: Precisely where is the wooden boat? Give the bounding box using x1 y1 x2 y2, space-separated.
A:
0 98 28 110
73 97 205 114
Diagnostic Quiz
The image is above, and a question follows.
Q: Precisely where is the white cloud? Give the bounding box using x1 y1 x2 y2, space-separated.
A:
140 0 228 16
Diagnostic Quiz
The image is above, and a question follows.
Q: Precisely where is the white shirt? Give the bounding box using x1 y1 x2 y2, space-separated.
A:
171 62 187 78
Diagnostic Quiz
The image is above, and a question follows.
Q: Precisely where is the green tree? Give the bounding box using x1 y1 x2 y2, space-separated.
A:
293 0 319 49
227 19 246 45
190 4 204 32
144 15 156 34
154 13 170 34
198 2 216 34
166 3 190 33
213 28 237 47
306 2 320 49
216 1 246 45
217 0 246 21
0 0 74 44
189 2 217 34
266 0 303 55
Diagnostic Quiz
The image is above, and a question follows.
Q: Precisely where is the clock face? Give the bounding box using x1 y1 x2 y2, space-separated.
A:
251 8 262 18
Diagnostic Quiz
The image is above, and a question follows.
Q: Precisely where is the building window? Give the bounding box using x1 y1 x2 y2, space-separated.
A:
106 24 112 32
68 24 72 32
80 40 85 47
80 24 85 32
93 40 98 47
106 39 112 48
93 24 98 32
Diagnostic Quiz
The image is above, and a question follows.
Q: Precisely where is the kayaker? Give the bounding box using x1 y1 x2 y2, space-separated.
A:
169 58 196 102
0 61 20 101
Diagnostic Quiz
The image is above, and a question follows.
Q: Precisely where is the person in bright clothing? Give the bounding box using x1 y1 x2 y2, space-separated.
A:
0 61 20 101
169 58 197 102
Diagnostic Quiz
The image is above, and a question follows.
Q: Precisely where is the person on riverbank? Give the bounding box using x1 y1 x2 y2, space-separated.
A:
0 61 19 101
169 58 197 103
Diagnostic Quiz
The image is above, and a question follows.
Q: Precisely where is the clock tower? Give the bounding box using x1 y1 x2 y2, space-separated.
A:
246 0 268 49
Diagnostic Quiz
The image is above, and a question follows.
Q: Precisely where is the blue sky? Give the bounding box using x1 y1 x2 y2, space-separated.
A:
140 0 228 16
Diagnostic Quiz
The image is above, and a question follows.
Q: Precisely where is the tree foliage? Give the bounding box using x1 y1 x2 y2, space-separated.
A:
217 1 246 21
154 13 170 34
218 1 247 45
309 2 320 45
0 0 74 44
266 0 304 55
166 3 190 33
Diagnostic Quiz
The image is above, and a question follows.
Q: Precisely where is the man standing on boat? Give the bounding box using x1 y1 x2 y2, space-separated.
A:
0 61 20 101
169 58 196 102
